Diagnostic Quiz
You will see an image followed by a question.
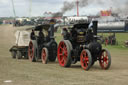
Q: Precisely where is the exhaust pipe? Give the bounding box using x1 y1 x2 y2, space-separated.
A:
49 24 54 39
48 19 55 40
93 21 98 35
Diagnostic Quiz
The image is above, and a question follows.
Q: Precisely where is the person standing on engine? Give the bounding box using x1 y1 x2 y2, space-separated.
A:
38 29 44 44
30 29 35 40
61 28 70 40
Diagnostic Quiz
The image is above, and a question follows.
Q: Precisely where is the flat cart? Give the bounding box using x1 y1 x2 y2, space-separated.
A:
9 30 30 59
9 46 28 59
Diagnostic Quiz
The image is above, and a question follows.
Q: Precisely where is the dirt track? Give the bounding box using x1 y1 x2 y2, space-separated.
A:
0 25 128 85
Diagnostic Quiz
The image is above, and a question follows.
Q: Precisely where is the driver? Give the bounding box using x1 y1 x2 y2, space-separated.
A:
38 29 44 44
39 29 44 39
30 29 35 40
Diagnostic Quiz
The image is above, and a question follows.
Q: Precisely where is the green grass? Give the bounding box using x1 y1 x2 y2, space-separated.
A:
0 25 128 85
99 33 128 50
98 33 128 45
55 29 63 44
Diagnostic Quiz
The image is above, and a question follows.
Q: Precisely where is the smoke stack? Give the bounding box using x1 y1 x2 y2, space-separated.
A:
93 21 98 35
76 0 79 17
49 19 55 39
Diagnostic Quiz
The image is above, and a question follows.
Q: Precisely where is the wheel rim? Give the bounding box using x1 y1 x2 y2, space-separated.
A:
28 41 34 61
57 41 68 67
80 50 89 70
42 49 46 64
99 50 109 69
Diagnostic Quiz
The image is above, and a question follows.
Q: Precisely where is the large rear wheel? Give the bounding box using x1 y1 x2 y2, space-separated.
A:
57 40 72 67
41 48 48 64
99 49 111 70
80 49 92 71
65 40 76 64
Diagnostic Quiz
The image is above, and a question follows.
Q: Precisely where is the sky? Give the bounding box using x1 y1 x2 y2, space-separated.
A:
0 0 127 17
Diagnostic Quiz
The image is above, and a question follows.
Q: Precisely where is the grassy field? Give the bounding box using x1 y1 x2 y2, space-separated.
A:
0 25 128 85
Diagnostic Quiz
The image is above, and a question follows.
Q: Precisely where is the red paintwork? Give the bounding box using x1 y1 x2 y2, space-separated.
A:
41 49 46 64
80 50 89 70
57 41 68 67
28 41 34 61
99 50 109 69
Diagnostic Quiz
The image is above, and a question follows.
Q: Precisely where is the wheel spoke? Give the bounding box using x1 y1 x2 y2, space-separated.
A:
105 60 108 64
64 55 67 61
85 57 89 61
63 46 67 52
60 58 64 63
83 63 86 67
59 53 63 56
82 56 84 62
60 47 63 50
85 62 87 67
105 55 108 60
64 51 67 56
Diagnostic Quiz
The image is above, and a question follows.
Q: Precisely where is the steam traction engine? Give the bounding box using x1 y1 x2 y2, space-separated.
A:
28 23 57 64
57 21 111 70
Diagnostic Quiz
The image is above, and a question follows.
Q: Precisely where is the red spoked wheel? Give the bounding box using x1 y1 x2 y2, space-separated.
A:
80 49 92 71
41 48 48 64
99 49 111 70
28 41 35 62
57 40 72 67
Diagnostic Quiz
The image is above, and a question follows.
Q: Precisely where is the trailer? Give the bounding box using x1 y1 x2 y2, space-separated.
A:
10 46 28 59
9 30 30 59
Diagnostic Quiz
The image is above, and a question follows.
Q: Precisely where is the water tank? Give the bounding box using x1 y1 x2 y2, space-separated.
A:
98 21 125 32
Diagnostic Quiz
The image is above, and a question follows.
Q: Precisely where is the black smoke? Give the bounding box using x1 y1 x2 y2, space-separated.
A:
53 0 128 17
61 0 128 15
